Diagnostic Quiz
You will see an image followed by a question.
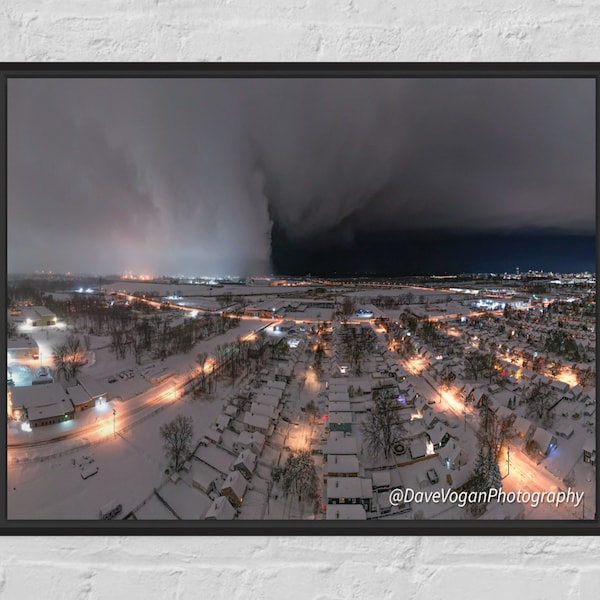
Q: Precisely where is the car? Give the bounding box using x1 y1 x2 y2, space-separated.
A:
108 377 117 383
426 469 439 484
37 367 49 377
7 378 14 386
281 416 291 423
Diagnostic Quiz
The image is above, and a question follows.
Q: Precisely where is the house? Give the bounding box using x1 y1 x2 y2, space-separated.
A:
329 392 351 405
232 449 257 480
224 404 239 418
582 439 596 466
555 422 575 440
7 336 39 359
192 462 221 495
194 444 234 476
513 415 534 439
327 477 373 511
250 402 278 422
258 387 283 401
76 376 108 406
221 471 247 508
495 405 516 426
215 414 231 433
437 441 467 471
324 432 359 455
466 388 488 407
371 470 392 492
531 427 557 456
233 431 265 455
9 382 75 427
254 394 280 408
265 380 286 391
243 412 271 435
328 400 351 413
409 439 431 460
22 306 57 327
426 424 451 450
550 380 570 395
325 505 367 520
326 454 359 478
204 496 236 520
66 384 95 412
568 385 585 400
423 412 439 430
274 363 293 382
204 429 222 446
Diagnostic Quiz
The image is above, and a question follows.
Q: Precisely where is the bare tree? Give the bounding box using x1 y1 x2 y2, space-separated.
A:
160 415 194 472
52 334 86 382
362 393 405 461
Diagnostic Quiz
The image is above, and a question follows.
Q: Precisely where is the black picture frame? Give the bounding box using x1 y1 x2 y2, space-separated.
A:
2 63 598 535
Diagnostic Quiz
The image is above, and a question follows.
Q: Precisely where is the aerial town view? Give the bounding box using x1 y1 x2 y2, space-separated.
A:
6 76 596 521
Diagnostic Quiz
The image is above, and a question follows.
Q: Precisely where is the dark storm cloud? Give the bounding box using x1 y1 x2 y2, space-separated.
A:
7 77 595 276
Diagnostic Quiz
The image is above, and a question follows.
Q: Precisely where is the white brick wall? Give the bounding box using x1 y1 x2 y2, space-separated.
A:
2 2 599 598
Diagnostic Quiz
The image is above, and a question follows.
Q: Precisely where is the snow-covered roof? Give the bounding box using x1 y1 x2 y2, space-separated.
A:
27 400 73 421
324 432 359 455
328 401 351 412
215 414 231 432
326 454 359 474
243 412 270 431
233 449 257 474
532 427 556 452
495 405 514 422
550 380 570 393
194 445 234 475
328 391 350 403
582 438 596 453
427 424 450 446
11 381 70 410
250 402 277 421
259 387 283 399
204 496 236 520
205 429 222 445
254 394 280 408
328 411 353 424
76 375 107 399
222 471 247 500
327 477 373 500
192 462 221 493
224 405 238 417
235 431 266 452
266 380 286 391
371 470 391 489
66 384 93 407
513 416 533 436
555 422 574 439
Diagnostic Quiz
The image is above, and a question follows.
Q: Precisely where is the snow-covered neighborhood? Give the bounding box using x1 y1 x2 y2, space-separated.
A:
7 272 596 521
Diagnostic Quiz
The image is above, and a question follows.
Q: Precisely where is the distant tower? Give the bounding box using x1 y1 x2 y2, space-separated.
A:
516 267 520 276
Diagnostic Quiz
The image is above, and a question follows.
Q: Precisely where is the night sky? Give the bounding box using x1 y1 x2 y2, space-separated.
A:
8 77 595 277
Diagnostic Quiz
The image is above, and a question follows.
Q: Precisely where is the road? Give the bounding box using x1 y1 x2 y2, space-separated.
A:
8 376 183 451
397 356 584 519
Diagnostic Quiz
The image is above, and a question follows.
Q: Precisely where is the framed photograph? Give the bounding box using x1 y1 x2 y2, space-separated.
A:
1 64 597 534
